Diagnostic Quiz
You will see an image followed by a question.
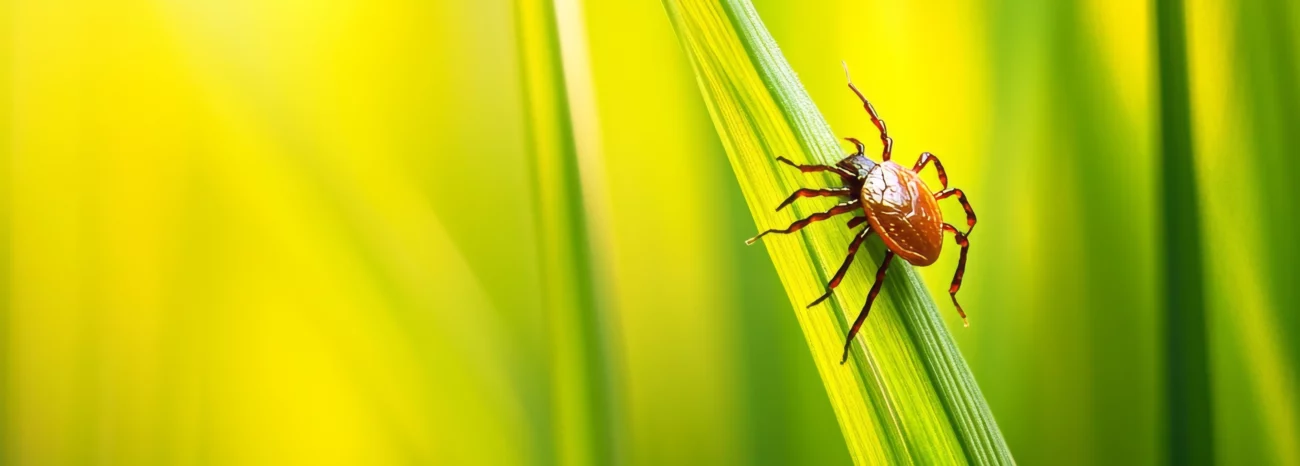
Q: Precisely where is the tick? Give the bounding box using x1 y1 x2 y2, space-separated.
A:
747 63 977 364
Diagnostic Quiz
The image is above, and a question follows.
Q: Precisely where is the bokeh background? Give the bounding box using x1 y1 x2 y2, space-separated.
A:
2 0 1297 465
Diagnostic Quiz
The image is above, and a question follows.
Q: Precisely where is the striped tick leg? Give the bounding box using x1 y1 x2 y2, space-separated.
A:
746 201 860 245
776 156 855 178
940 224 972 326
936 186 976 326
775 188 852 211
841 251 895 364
808 228 875 308
843 62 893 161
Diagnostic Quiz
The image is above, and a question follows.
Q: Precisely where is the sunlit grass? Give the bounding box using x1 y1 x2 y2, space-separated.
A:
1186 0 1300 463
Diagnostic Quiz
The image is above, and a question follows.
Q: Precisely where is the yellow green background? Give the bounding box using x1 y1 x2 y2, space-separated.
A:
2 0 1296 465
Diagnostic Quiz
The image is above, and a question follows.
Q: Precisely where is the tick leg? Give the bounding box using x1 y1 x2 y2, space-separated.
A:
936 188 977 235
843 62 893 161
846 216 867 229
941 224 971 327
841 251 895 364
746 201 860 245
844 137 866 156
777 156 855 178
776 187 852 211
912 152 950 190
809 228 875 307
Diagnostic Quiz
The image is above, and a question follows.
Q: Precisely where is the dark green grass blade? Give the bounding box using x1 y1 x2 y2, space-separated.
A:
1156 0 1214 463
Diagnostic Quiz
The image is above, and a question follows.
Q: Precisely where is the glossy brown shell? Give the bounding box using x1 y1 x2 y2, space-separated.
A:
862 161 944 266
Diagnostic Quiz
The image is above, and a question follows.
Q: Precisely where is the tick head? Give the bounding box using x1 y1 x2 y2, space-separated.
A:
842 154 876 178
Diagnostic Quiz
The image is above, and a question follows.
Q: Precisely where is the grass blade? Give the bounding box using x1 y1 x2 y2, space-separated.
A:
517 0 620 463
1155 0 1214 464
662 0 1012 464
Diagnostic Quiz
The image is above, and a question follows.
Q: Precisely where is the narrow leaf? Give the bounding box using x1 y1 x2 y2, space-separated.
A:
1155 0 1214 464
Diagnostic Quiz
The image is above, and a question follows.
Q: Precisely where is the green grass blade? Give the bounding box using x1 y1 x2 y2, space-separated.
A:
1155 0 1214 464
516 0 620 464
1185 0 1300 463
661 0 1012 464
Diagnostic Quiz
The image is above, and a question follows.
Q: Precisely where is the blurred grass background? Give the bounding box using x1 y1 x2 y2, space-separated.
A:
1 0 1297 465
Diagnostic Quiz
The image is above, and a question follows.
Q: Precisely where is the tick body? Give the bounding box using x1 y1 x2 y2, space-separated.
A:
863 161 945 266
747 63 978 364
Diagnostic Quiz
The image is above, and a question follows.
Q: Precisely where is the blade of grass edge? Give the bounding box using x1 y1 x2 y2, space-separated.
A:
661 0 1013 464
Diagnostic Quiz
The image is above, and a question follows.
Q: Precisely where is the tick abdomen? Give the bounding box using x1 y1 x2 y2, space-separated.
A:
863 161 944 266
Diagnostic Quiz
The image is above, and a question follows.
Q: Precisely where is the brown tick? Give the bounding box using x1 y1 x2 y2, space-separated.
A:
747 63 977 364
